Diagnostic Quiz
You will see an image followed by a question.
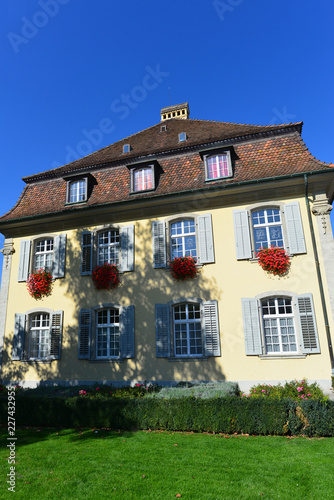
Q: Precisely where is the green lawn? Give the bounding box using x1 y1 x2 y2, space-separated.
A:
0 428 333 499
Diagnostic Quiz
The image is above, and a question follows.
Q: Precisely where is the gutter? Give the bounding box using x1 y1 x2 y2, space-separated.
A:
304 174 334 373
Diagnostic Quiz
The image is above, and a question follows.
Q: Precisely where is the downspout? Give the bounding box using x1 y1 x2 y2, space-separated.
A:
304 174 334 373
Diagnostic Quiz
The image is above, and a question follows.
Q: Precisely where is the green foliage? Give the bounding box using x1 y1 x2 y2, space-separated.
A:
245 379 327 401
148 381 240 399
1 395 333 436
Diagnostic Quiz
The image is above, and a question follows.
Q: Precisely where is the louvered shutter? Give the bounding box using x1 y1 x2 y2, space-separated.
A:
233 210 252 260
155 304 170 357
284 202 306 255
120 225 134 272
17 240 31 282
12 313 25 360
297 294 320 353
203 300 220 356
78 309 91 359
152 221 166 268
49 311 63 359
81 231 94 275
53 234 66 278
120 305 135 358
197 214 215 264
241 298 262 355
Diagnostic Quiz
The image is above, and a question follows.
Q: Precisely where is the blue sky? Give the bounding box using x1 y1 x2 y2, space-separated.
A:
1 0 333 282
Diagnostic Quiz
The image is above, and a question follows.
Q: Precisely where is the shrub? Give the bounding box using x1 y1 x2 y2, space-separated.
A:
244 379 327 401
148 381 240 399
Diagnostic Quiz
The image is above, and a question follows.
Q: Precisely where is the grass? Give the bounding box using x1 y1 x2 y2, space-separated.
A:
0 428 333 499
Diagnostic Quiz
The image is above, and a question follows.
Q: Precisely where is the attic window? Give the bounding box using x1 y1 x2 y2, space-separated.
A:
123 144 130 154
161 125 167 132
179 132 187 142
66 178 88 204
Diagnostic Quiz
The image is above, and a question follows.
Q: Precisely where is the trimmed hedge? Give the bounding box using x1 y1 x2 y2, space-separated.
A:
1 396 333 436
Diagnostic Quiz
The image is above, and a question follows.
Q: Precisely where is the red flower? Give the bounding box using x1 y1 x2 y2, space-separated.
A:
26 269 53 299
257 247 290 276
92 263 120 290
169 256 199 281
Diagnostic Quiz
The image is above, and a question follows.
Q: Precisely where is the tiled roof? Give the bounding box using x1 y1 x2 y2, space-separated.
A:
0 118 332 224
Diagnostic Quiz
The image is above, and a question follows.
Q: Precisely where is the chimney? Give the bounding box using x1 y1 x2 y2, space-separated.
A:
160 102 189 121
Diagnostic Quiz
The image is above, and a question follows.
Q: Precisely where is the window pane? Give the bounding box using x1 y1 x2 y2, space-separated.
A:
170 220 197 260
262 298 296 354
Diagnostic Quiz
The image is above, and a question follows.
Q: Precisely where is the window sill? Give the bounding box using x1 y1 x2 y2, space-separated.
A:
65 200 88 206
20 359 52 363
259 354 306 360
205 175 233 183
130 188 155 195
168 357 208 362
89 359 125 363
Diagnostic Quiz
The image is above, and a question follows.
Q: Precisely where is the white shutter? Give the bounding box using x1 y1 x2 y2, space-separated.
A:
297 294 320 353
78 309 91 359
120 225 134 272
152 221 166 268
155 304 170 357
120 305 135 358
197 214 215 264
203 300 220 356
233 210 252 260
53 234 66 278
285 202 306 255
241 298 262 355
81 231 93 275
17 240 31 282
12 313 25 360
49 311 63 359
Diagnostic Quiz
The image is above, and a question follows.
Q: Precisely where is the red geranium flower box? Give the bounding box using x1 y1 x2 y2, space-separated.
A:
257 246 290 276
27 269 53 300
169 256 199 281
92 263 120 290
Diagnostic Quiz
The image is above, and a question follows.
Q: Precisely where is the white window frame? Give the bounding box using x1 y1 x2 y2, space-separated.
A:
170 218 198 261
204 151 232 181
178 132 187 142
66 177 88 204
130 165 155 193
28 312 51 360
251 207 285 253
33 237 54 272
173 302 203 357
97 228 120 266
96 308 121 359
261 296 298 355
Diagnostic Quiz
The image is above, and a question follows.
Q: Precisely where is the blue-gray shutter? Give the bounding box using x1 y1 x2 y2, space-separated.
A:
53 234 66 278
203 300 220 356
120 225 134 272
233 210 252 260
78 309 91 359
284 202 306 254
155 304 170 357
197 214 215 264
297 294 320 354
241 298 262 355
81 231 94 275
49 311 63 360
12 313 25 360
17 240 31 282
120 305 135 358
152 221 166 268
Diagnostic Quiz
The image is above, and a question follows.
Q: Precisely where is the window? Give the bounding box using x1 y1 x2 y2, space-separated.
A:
97 229 120 266
233 201 306 260
261 297 296 353
81 225 134 275
123 144 130 153
204 152 232 180
179 132 187 142
18 234 67 281
155 300 220 359
170 219 197 260
241 293 320 356
132 167 153 192
34 238 54 271
67 179 87 204
152 213 214 268
252 208 284 252
78 305 134 360
96 308 120 358
12 310 63 361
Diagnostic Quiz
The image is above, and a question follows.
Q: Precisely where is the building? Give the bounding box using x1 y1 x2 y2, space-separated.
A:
0 103 334 393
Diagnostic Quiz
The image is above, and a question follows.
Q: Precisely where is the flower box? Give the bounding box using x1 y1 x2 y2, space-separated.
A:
27 269 53 299
257 246 290 276
92 263 120 290
169 256 199 281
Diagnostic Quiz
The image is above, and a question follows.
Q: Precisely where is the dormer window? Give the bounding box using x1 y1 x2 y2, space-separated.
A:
204 151 232 181
178 132 187 142
67 178 88 204
123 144 130 154
132 166 154 192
